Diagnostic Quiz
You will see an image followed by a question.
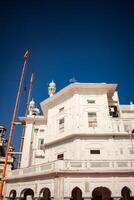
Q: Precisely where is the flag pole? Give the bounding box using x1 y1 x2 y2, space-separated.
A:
0 50 29 198
17 72 34 168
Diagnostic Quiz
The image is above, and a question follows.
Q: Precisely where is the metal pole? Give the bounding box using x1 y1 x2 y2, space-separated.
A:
17 72 34 168
0 51 29 198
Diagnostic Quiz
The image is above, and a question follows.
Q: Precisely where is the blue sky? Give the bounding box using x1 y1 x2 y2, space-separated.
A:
0 0 134 154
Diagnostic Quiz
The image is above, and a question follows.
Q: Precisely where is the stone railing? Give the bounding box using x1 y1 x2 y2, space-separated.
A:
64 160 134 171
111 118 134 133
7 159 134 179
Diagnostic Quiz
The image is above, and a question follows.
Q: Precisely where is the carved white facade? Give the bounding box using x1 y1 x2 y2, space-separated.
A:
4 83 134 200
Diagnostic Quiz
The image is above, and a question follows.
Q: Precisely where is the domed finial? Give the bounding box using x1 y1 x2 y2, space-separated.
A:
130 101 133 105
48 80 56 97
28 99 35 115
28 99 40 116
29 99 35 108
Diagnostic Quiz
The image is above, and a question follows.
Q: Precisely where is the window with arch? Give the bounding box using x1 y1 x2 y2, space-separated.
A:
71 187 83 200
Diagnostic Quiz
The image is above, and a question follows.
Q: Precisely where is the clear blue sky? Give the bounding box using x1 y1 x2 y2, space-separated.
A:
0 0 134 153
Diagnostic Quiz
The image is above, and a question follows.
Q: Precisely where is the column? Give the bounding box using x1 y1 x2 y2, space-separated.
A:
54 177 64 200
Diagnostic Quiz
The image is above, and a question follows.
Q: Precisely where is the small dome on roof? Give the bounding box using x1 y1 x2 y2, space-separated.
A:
48 80 56 97
49 80 56 87
29 99 35 107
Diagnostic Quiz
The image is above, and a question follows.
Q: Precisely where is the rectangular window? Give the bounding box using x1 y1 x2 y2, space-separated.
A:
109 106 119 117
59 118 64 132
38 139 44 150
129 148 134 154
120 148 123 154
57 154 64 160
90 150 100 154
123 121 132 133
59 107 64 112
88 112 97 127
34 128 39 133
87 99 95 104
124 125 130 132
40 129 45 132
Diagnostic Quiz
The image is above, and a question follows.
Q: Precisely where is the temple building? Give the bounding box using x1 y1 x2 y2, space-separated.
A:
4 82 134 200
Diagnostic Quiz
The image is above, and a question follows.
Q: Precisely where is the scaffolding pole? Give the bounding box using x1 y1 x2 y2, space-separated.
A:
0 50 29 198
17 72 34 168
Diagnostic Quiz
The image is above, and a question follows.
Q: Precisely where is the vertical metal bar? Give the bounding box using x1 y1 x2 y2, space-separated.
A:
17 72 34 168
0 54 28 198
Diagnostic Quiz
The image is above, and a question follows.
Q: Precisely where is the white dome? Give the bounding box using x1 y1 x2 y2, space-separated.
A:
48 80 56 97
29 99 35 106
49 80 56 87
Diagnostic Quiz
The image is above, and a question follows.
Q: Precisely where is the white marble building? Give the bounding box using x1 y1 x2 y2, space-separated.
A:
4 82 134 200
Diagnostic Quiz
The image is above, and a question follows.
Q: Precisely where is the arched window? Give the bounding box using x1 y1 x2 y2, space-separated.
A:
92 187 112 200
9 190 16 200
20 188 34 200
71 187 83 200
39 187 51 200
121 187 131 200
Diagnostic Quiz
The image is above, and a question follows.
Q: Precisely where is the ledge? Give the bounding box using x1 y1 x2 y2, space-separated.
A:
45 132 133 147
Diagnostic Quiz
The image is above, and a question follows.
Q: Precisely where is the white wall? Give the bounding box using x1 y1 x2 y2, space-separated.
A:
21 90 134 167
5 176 134 199
21 123 34 168
5 84 134 199
44 137 134 162
46 92 114 144
20 119 46 168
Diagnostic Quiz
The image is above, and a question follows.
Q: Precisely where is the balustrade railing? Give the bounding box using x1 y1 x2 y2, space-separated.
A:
111 118 134 133
7 159 134 178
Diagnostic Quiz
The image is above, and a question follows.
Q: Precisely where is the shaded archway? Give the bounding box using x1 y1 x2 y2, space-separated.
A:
71 187 84 200
121 187 131 200
39 187 51 200
9 190 16 200
92 187 112 200
20 188 34 200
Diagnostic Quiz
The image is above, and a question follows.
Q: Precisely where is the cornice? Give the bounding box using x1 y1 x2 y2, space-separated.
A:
5 171 134 183
19 115 46 124
45 132 133 148
40 83 117 113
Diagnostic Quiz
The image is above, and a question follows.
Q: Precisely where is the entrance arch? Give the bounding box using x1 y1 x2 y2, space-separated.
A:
20 188 34 200
92 187 112 200
39 187 51 200
9 190 16 200
71 187 83 200
121 187 131 200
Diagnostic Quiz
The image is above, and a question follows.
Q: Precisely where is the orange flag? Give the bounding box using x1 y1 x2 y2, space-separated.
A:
24 49 29 60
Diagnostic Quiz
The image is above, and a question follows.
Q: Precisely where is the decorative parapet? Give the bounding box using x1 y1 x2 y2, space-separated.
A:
6 159 134 180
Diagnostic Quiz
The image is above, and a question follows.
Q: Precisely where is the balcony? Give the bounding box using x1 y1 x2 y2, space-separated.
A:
6 159 134 180
110 118 134 133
